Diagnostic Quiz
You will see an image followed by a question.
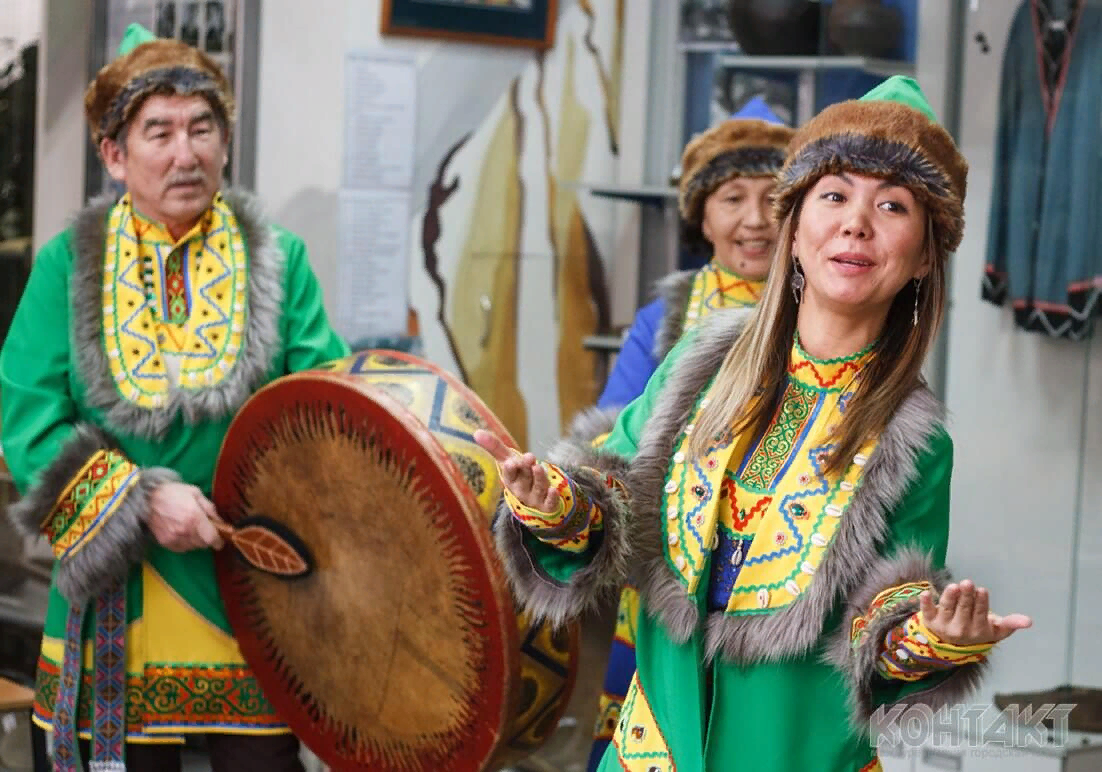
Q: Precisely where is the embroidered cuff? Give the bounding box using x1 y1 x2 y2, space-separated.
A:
493 452 633 628
826 548 989 730
44 449 141 560
6 423 181 606
877 612 993 681
850 581 935 655
503 463 604 553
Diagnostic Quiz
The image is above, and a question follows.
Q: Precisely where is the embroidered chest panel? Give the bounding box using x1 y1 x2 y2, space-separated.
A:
662 341 879 614
101 193 248 407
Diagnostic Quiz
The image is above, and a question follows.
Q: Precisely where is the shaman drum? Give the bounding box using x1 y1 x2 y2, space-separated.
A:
212 350 579 771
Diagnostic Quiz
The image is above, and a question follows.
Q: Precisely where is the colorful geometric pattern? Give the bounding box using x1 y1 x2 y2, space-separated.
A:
92 584 126 767
506 614 577 752
44 450 140 560
33 657 283 738
613 674 676 771
660 340 879 614
682 260 765 335
52 603 87 771
740 381 820 490
319 350 514 518
503 463 604 553
860 760 883 772
102 192 248 406
850 582 933 653
876 611 992 681
161 250 188 324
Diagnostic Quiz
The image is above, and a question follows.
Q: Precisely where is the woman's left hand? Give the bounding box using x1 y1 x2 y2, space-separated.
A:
919 580 1032 646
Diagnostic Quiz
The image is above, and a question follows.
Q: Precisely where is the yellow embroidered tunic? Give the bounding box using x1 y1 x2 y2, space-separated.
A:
105 195 249 401
702 339 873 613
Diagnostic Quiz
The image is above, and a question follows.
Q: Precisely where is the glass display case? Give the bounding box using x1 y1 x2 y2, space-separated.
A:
680 0 919 172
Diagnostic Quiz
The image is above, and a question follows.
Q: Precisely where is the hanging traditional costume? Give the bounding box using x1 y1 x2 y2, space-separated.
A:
982 0 1102 339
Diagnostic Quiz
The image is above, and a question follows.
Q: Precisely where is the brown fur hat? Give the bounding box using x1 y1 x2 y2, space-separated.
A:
84 31 235 145
773 76 968 255
679 118 795 245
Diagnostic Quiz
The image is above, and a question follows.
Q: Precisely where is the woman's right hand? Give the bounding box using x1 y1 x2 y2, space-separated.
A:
474 429 562 513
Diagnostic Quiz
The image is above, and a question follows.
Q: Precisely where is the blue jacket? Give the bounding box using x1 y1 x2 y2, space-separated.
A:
597 298 665 408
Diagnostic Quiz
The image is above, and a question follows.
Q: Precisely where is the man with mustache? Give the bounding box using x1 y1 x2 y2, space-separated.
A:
0 24 346 771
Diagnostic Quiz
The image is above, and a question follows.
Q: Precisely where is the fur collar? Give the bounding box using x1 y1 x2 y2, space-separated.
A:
652 269 695 362
70 188 285 440
627 308 946 663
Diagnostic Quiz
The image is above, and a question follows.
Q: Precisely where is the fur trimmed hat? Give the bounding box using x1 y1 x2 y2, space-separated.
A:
84 23 236 145
773 76 968 255
678 98 795 245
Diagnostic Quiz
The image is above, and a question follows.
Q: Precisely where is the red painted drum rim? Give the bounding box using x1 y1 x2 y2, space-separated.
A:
212 371 519 771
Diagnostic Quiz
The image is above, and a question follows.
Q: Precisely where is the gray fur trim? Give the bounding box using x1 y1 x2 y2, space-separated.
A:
71 189 286 441
56 465 181 608
702 386 946 663
494 457 633 628
651 270 695 362
101 66 225 144
7 424 118 537
556 406 624 452
625 307 949 659
823 546 988 730
780 134 952 201
627 308 754 643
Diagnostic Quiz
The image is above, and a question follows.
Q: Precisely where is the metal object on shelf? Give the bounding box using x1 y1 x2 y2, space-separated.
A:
726 0 820 57
582 334 625 353
827 0 904 60
565 181 678 206
711 53 915 78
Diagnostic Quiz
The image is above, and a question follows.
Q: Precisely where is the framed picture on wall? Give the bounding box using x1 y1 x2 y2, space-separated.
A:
380 0 557 50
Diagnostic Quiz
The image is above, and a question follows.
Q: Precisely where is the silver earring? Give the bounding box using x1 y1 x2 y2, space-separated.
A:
791 257 805 304
912 278 922 327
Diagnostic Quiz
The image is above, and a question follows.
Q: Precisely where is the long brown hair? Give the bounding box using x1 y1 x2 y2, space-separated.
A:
688 204 945 475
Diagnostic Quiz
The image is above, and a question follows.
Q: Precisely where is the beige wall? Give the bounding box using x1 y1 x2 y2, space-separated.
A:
255 0 651 453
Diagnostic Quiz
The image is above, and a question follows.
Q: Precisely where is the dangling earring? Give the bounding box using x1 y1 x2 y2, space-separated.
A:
791 257 805 305
912 278 922 327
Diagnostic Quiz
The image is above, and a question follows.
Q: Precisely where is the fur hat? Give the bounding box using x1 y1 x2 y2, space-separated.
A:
773 76 968 255
84 23 236 145
678 100 795 246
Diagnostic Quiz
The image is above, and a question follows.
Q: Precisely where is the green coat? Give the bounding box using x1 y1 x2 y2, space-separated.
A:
1 190 348 738
496 309 984 772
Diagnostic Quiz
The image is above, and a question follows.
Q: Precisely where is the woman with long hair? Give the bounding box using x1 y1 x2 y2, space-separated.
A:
477 77 1030 771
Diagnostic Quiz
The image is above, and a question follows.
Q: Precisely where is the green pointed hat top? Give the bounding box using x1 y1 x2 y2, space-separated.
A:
858 75 940 124
117 23 158 57
772 75 968 255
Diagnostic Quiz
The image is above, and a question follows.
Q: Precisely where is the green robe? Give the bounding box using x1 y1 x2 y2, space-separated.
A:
0 190 349 739
497 310 983 772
